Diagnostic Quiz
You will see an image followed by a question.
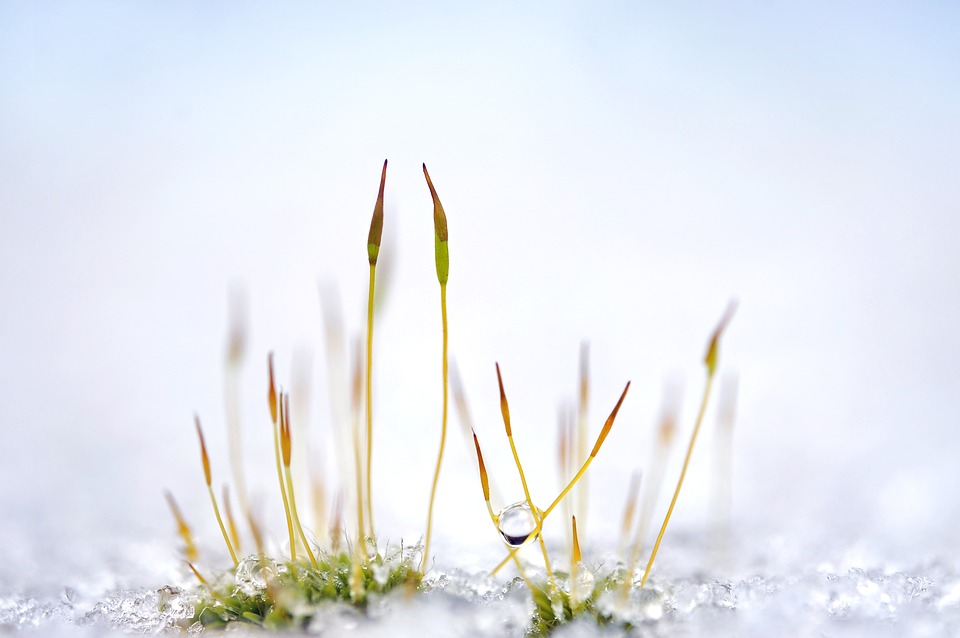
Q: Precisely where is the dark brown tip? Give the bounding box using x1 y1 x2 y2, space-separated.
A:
590 381 630 458
705 300 738 375
495 362 512 437
267 352 278 424
472 430 490 502
367 160 388 263
195 414 211 486
422 164 448 242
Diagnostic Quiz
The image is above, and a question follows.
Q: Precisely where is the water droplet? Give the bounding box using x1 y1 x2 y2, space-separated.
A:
497 501 540 548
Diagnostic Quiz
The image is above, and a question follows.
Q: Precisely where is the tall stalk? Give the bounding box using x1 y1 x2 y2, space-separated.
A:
421 163 450 574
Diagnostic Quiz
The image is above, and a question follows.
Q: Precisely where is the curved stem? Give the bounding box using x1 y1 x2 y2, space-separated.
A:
641 371 716 587
421 283 449 573
208 485 238 567
273 410 296 563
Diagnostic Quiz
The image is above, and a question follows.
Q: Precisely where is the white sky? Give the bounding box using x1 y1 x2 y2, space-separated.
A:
1 2 958 580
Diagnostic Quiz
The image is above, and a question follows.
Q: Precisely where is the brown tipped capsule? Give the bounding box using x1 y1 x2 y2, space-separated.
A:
280 393 292 467
422 163 449 285
267 352 278 424
495 362 512 437
422 164 448 243
367 159 387 264
572 516 582 564
195 415 211 486
164 490 198 562
164 490 187 528
705 300 738 375
590 381 631 458
472 430 490 502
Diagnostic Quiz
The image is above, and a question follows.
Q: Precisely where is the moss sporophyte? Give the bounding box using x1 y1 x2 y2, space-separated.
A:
164 162 737 634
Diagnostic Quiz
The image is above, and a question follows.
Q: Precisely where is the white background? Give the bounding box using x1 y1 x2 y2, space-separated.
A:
1 1 958 593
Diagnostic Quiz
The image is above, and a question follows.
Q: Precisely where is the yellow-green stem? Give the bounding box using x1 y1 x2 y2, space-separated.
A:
421 283 448 573
207 484 238 567
640 372 716 587
492 440 600 576
507 434 557 592
349 338 368 600
284 464 319 568
365 262 376 536
352 404 367 556
490 381 629 576
273 412 296 563
575 343 589 540
164 491 199 563
222 485 241 555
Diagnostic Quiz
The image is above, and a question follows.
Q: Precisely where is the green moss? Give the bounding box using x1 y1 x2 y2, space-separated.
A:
525 566 644 637
186 542 421 630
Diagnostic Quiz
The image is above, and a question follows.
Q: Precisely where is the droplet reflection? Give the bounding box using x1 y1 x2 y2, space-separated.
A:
497 501 540 548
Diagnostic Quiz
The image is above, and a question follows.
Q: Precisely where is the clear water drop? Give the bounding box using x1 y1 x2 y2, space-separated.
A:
497 501 540 548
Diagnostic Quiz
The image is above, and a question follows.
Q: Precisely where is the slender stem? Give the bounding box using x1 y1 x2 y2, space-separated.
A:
485 499 498 526
279 392 318 569
421 283 448 573
491 439 599 577
617 471 642 556
187 562 209 586
620 446 668 598
285 464 319 568
575 342 589 540
507 434 557 591
352 404 367 556
619 389 679 599
349 338 367 601
351 418 366 601
641 371 716 587
273 407 296 563
208 485 238 567
497 362 555 588
222 485 241 555
490 380 629 576
544 447 598 520
224 289 250 537
195 417 237 567
164 491 198 563
365 262 376 536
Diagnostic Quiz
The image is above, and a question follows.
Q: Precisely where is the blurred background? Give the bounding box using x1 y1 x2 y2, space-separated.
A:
1 1 958 595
